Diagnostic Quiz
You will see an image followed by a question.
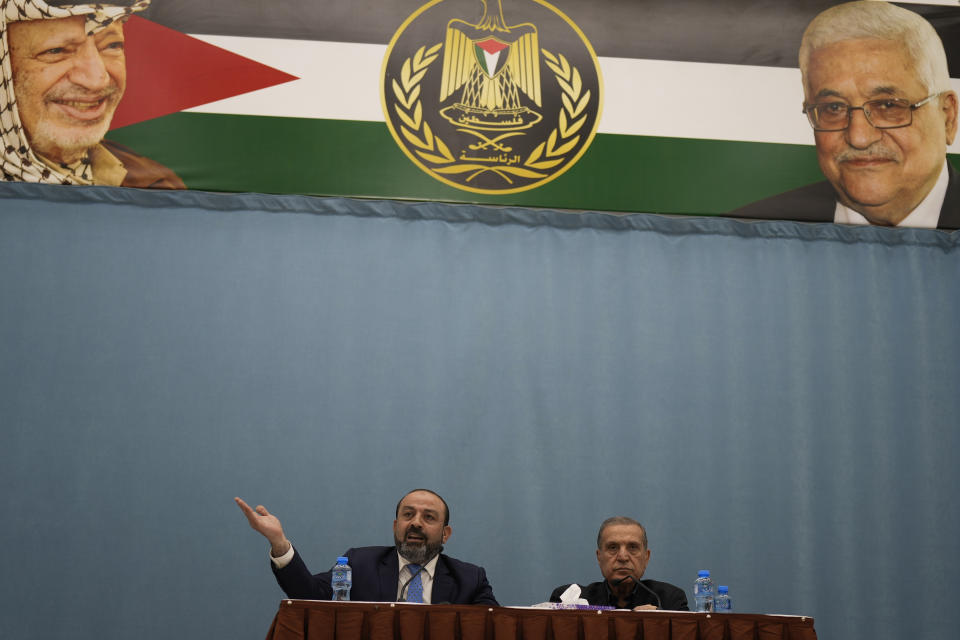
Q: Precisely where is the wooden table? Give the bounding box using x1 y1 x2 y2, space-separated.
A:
265 600 818 640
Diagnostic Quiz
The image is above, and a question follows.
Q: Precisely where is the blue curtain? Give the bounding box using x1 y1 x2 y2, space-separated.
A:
1 183 958 640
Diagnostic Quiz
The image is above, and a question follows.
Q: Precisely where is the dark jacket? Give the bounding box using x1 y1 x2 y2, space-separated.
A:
550 579 688 611
731 161 960 230
272 545 498 605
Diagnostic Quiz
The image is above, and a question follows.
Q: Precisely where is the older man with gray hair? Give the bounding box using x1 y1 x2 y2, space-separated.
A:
549 516 688 611
734 1 958 229
1 0 183 187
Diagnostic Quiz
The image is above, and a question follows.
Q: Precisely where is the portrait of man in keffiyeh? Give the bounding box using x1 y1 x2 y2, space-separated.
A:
0 0 183 187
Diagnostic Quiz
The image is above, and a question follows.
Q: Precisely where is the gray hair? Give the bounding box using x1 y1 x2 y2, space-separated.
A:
798 1 951 95
596 516 647 549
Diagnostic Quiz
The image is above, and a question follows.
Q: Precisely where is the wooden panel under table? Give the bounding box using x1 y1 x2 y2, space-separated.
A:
265 600 818 640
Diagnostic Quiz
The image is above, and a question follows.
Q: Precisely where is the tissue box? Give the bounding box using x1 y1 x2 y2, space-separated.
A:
528 603 615 610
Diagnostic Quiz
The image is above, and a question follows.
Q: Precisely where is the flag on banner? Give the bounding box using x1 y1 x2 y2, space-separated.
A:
58 1 960 215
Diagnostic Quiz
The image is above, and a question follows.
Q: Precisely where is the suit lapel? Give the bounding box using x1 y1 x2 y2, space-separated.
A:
431 555 454 604
379 549 400 601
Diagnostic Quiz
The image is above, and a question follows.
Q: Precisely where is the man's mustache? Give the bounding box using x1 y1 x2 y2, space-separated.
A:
836 145 899 164
404 525 426 540
44 83 121 104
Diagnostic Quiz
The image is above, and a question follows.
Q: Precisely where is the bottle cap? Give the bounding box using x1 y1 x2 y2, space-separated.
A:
337 556 349 564
697 570 710 577
718 585 728 593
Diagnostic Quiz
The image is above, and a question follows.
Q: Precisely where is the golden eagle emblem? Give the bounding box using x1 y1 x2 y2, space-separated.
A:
381 0 602 194
439 0 542 130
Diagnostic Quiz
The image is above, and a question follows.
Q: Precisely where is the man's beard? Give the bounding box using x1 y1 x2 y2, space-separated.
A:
15 76 121 165
27 115 113 164
395 527 442 564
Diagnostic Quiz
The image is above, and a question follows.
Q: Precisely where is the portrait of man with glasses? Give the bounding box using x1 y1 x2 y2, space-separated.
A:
734 1 958 229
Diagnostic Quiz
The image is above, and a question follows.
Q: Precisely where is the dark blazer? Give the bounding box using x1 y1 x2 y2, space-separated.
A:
550 579 689 611
272 545 498 605
731 161 960 230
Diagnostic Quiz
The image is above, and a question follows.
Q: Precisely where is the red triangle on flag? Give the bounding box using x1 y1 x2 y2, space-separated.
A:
111 16 298 129
476 38 509 55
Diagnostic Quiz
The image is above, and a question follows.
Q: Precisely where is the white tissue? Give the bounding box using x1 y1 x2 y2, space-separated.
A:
558 583 589 605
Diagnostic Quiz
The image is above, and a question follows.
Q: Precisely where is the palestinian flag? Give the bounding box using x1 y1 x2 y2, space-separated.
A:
474 39 511 77
108 0 960 216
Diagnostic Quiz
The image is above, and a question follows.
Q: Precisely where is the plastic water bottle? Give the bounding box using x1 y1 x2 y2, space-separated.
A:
715 585 732 612
694 570 714 612
331 556 352 601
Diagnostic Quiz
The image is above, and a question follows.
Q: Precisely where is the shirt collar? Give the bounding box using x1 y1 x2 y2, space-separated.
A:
833 159 948 229
397 550 439 578
89 143 128 186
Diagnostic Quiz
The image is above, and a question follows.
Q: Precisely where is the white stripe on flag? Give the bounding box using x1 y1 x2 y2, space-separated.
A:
484 50 500 76
184 36 960 153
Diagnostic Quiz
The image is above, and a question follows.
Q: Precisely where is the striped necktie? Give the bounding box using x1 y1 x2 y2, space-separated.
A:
406 564 424 603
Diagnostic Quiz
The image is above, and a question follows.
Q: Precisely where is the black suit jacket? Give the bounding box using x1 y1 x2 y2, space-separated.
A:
550 579 688 611
272 545 498 605
731 161 960 230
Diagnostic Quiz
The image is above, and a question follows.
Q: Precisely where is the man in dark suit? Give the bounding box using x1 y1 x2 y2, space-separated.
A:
236 489 498 605
550 517 687 611
733 2 958 230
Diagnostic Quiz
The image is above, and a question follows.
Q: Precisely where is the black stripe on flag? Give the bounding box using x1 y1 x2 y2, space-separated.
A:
143 1 960 72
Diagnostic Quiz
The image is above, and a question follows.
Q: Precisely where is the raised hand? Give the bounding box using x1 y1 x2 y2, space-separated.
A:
235 497 291 557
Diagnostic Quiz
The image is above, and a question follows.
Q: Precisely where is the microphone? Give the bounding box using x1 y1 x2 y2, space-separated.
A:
611 574 662 610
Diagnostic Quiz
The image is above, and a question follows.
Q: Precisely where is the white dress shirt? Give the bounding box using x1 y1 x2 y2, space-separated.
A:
833 159 949 229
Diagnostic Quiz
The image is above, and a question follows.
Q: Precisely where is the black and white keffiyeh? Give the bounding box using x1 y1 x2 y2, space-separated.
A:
0 0 150 184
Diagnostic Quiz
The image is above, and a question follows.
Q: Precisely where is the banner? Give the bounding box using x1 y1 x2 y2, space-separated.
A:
3 1 959 225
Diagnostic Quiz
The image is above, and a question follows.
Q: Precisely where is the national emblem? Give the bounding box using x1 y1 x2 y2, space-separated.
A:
381 0 603 194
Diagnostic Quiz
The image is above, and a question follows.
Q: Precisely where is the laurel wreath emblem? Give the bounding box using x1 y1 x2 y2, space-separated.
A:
390 45 592 185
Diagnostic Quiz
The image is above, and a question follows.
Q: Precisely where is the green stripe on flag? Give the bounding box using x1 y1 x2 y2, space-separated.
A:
474 44 489 75
109 112 955 215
